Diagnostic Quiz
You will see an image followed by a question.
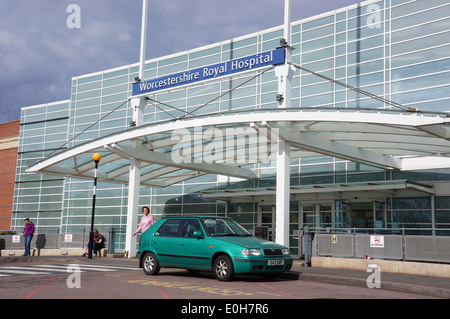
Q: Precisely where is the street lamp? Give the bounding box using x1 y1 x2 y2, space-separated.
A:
88 153 102 259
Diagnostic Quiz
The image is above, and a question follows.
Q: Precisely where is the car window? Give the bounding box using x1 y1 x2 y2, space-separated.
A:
181 219 202 238
201 218 251 236
156 219 182 237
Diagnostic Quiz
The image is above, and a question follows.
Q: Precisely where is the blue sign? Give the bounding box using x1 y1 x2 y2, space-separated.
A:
132 47 285 96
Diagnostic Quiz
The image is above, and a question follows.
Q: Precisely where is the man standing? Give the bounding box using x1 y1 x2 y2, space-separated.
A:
23 218 35 256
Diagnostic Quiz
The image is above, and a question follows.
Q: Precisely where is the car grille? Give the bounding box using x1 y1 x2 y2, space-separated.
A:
262 248 283 256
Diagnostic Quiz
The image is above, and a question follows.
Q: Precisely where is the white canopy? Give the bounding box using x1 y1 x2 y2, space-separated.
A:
28 108 450 186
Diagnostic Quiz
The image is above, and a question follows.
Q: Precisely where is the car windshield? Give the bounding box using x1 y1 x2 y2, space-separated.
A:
201 218 251 237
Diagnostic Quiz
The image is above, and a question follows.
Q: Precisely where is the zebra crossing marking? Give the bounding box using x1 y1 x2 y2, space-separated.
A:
0 263 139 277
0 269 52 276
2 266 85 273
33 264 115 272
74 264 138 270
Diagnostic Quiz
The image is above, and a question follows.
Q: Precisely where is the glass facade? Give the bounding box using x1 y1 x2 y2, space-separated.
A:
12 101 69 230
12 0 450 253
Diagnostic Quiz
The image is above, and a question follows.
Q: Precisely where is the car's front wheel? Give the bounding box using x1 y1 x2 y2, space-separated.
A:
142 252 160 276
213 255 234 281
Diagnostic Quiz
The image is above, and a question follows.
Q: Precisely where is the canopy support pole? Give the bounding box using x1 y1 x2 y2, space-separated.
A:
275 0 295 247
125 0 148 258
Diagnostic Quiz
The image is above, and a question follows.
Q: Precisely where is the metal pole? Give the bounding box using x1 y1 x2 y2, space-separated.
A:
125 0 148 258
139 0 149 82
88 154 101 259
275 0 295 247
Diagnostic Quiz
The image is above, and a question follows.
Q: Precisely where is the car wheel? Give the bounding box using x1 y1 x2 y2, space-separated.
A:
142 252 160 276
213 255 234 281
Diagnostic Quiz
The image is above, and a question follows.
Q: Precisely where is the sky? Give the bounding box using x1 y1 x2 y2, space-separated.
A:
0 0 362 123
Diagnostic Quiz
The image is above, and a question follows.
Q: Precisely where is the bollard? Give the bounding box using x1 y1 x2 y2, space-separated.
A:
304 226 312 267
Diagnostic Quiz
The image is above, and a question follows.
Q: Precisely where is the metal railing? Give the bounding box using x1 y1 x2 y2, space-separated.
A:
308 227 450 236
301 227 450 266
0 228 129 254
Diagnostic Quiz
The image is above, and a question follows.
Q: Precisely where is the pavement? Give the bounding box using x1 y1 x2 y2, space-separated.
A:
291 260 450 299
1 256 449 298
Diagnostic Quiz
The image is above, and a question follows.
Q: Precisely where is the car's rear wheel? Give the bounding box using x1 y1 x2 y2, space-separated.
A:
213 255 234 281
142 252 160 276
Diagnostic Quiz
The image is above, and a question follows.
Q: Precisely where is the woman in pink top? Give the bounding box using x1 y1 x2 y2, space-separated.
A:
133 206 155 236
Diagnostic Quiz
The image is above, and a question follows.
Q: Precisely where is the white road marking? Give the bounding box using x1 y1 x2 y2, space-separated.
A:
0 263 139 277
71 264 139 270
0 269 52 275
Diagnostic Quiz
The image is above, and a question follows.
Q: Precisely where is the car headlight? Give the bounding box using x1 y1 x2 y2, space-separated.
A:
242 249 262 256
282 248 290 255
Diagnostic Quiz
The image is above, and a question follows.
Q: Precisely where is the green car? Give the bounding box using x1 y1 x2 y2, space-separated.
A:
137 216 293 281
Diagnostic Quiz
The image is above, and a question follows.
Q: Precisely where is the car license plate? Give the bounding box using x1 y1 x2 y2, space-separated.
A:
268 259 284 266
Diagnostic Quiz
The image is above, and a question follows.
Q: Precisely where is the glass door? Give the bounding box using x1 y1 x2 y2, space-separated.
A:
300 204 333 230
300 205 318 230
335 200 349 228
259 205 275 241
374 201 386 228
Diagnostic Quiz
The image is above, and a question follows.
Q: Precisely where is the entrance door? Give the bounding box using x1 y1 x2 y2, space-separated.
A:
259 205 275 241
349 202 373 227
349 201 386 228
299 204 333 258
300 204 333 230
374 201 386 228
300 205 318 229
336 200 386 228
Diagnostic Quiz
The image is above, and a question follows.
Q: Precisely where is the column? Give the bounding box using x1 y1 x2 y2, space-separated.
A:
274 0 295 247
275 138 290 246
125 0 148 258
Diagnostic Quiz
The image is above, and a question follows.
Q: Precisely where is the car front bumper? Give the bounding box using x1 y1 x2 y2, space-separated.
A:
233 257 293 274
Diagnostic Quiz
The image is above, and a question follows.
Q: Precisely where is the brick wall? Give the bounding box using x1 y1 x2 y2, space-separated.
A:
0 120 20 231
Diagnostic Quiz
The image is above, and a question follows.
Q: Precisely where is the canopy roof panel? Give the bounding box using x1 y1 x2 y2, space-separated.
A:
27 108 450 187
201 180 436 200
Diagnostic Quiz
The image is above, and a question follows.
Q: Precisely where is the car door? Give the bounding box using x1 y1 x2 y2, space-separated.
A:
178 219 209 268
152 219 182 266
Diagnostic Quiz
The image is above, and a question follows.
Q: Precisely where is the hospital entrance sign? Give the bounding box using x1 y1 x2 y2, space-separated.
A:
132 47 286 96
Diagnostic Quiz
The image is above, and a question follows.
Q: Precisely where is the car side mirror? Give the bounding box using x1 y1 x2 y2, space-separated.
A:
193 231 203 238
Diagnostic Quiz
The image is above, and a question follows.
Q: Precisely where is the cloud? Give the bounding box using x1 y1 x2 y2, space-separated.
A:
0 0 360 122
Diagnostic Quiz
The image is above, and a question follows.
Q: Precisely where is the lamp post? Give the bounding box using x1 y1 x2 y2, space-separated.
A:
88 153 102 259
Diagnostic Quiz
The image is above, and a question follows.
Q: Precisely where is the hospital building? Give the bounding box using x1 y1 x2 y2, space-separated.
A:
8 0 450 257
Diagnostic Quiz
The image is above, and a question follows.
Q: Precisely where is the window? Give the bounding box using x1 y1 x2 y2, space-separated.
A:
156 219 182 237
201 218 251 237
181 219 202 238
